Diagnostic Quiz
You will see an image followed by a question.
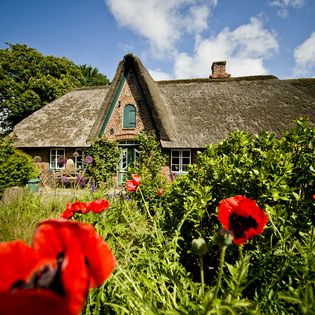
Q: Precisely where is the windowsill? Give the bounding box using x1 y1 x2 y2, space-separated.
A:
171 171 189 176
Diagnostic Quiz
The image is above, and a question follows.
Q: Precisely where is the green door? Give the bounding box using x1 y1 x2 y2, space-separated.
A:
118 145 139 184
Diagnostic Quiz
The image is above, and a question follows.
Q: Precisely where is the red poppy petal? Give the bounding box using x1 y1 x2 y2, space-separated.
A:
32 220 91 315
89 199 110 214
79 224 115 287
0 290 72 315
218 196 245 229
0 240 38 292
60 209 74 219
71 201 89 214
131 174 141 185
126 180 137 192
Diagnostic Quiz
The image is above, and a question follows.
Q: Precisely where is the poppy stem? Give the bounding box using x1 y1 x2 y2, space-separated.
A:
211 245 227 303
200 255 205 296
138 186 153 222
138 187 160 240
231 245 244 300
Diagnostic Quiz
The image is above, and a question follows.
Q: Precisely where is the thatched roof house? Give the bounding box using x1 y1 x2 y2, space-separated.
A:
11 54 315 182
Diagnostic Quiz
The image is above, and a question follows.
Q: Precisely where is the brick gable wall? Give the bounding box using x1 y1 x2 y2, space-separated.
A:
103 70 155 142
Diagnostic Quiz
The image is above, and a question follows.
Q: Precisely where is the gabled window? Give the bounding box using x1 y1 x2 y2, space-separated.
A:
123 104 136 129
50 149 65 170
171 149 191 174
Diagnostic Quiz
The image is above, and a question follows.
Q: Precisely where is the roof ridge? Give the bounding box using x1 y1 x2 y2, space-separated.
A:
157 75 278 85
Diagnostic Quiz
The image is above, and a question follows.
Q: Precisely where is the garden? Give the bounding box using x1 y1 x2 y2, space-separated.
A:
0 118 314 315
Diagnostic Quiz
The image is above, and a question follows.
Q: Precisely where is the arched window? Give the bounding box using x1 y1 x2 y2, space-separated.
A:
123 104 136 128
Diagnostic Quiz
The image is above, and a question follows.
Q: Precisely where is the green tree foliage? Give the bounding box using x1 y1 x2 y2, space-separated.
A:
79 64 110 86
84 139 121 187
0 43 109 131
0 136 38 196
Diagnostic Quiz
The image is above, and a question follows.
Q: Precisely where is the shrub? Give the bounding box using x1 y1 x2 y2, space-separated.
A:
128 132 168 203
162 118 315 312
0 136 38 196
83 138 121 187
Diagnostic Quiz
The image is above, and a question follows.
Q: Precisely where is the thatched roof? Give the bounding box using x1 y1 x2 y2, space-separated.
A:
12 54 315 149
285 78 315 99
157 76 315 148
12 87 109 147
90 54 175 142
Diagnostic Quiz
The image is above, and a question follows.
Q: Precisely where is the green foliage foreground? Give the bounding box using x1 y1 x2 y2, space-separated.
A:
0 119 314 314
0 136 38 197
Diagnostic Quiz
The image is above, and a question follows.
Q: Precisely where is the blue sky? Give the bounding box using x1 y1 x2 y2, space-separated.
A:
1 0 315 80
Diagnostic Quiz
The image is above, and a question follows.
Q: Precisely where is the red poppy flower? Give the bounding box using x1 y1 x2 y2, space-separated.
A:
61 204 74 219
0 219 115 315
88 199 110 214
218 195 268 245
70 201 89 214
126 174 141 192
131 174 141 185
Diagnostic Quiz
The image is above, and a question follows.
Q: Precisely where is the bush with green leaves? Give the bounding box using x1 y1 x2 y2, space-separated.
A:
84 139 121 187
128 132 168 202
161 118 315 313
0 136 38 196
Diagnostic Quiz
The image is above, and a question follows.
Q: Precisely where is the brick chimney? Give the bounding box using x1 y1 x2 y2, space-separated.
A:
210 61 231 79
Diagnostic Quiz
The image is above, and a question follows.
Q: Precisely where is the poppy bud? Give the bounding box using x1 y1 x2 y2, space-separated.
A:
191 238 208 256
217 229 233 247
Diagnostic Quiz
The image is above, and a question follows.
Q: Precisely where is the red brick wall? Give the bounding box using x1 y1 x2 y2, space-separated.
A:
103 70 155 141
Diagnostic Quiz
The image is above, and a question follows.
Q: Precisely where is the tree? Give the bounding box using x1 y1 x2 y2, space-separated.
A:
0 43 110 132
79 64 110 86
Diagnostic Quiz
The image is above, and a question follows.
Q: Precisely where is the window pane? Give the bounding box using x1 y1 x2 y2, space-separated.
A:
172 165 179 171
172 150 179 157
74 149 83 169
182 151 191 157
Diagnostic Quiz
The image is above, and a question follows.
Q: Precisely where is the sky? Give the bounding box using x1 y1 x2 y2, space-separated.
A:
1 0 315 81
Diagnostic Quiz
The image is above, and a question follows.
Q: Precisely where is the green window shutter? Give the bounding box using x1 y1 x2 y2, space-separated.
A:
123 104 136 128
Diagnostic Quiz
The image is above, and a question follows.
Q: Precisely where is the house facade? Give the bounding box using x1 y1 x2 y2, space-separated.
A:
11 54 315 185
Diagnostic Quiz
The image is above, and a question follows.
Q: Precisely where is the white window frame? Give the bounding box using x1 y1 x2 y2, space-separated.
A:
74 149 84 170
50 148 66 170
171 149 191 175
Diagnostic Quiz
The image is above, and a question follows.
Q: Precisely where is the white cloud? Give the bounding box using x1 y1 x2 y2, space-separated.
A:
149 68 172 80
294 32 315 76
269 0 304 17
105 0 217 53
174 17 279 78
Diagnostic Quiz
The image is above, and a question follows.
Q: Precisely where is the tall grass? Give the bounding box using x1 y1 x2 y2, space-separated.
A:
0 191 66 243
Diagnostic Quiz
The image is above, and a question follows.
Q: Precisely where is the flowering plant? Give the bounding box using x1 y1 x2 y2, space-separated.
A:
218 195 268 245
61 199 110 219
84 155 93 164
126 174 141 192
